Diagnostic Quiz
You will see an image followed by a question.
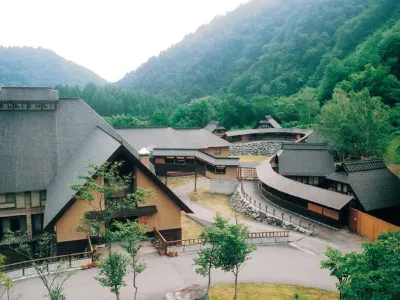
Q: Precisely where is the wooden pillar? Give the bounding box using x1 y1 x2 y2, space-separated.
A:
25 192 33 240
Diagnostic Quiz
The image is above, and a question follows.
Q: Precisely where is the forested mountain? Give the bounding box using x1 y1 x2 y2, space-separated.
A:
55 0 400 161
117 0 399 103
0 47 106 86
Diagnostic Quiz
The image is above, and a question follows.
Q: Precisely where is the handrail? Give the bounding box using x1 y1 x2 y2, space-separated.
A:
4 251 92 272
154 227 167 252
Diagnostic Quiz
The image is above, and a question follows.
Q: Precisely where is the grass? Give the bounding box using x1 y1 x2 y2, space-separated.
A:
209 283 339 300
238 155 269 163
162 176 195 190
189 186 251 221
181 212 204 239
384 134 400 177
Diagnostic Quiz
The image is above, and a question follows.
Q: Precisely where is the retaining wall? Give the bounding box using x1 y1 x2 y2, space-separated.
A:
229 141 283 156
209 179 238 194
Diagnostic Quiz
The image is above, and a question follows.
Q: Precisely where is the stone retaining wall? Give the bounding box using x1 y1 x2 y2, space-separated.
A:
230 186 312 234
229 141 283 156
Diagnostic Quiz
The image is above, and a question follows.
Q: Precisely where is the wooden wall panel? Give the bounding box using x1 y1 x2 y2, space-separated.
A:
308 203 323 214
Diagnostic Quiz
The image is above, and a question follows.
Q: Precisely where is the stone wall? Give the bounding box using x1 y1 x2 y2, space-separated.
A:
229 140 283 156
230 186 312 234
209 179 238 194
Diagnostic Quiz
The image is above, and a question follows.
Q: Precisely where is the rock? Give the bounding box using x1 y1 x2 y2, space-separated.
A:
164 285 208 300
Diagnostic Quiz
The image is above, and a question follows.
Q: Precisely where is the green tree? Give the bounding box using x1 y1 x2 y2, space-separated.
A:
96 252 128 300
5 233 73 300
193 215 229 294
318 88 391 160
213 216 256 300
112 221 147 300
0 254 19 300
321 229 400 300
151 109 170 126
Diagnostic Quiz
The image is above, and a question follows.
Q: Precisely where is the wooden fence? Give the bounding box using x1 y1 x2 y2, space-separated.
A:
238 167 258 180
349 208 399 241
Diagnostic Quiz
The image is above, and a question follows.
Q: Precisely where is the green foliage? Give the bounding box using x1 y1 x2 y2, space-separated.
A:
4 232 73 300
96 252 128 300
318 88 391 159
112 221 147 300
384 134 400 163
321 229 400 300
194 215 256 299
0 254 19 300
70 162 152 248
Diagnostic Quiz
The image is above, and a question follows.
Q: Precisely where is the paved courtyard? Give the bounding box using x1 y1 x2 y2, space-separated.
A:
10 178 365 299
12 244 336 300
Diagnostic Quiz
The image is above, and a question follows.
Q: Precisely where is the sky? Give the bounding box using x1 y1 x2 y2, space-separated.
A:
0 0 250 82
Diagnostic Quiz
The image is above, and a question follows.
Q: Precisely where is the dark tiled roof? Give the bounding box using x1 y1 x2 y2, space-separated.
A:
327 160 400 211
278 143 334 176
343 160 386 173
117 127 201 151
175 128 231 148
257 158 353 210
265 115 282 128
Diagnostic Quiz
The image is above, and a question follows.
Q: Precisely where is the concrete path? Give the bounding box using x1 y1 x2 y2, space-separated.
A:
12 244 336 300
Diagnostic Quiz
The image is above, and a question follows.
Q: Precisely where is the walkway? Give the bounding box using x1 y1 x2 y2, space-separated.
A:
12 244 336 300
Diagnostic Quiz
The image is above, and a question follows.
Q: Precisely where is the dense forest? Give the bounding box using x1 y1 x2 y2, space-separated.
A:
0 47 106 86
8 0 400 161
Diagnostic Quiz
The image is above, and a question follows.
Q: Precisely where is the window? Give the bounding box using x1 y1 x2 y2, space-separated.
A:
32 214 43 232
336 183 342 192
6 193 16 204
214 148 221 155
165 157 175 164
215 166 226 174
39 191 46 203
28 103 42 110
175 157 185 164
343 184 348 193
186 157 195 164
0 103 12 110
42 103 56 110
14 103 28 110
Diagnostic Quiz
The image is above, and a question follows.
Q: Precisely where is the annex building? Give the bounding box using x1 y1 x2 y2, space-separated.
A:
0 87 192 255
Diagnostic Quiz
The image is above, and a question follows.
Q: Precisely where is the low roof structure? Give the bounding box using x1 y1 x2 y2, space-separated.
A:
152 149 240 166
175 128 231 148
277 143 334 177
117 127 201 151
257 158 353 210
226 128 312 137
325 160 400 212
0 87 192 229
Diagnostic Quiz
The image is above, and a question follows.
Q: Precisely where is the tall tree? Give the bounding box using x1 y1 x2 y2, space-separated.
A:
321 229 400 300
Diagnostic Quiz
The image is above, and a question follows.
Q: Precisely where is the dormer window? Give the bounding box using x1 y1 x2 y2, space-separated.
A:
42 103 56 110
0 103 12 110
28 103 42 110
14 103 28 110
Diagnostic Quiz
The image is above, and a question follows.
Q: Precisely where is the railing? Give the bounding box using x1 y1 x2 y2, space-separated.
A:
166 237 207 247
4 252 92 273
154 227 167 252
247 231 289 238
239 180 316 233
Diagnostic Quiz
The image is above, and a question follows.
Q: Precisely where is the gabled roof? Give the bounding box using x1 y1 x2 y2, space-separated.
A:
117 127 201 151
257 115 282 128
326 160 400 211
278 143 335 177
204 120 226 133
257 158 353 210
44 127 122 227
0 88 192 228
175 128 231 148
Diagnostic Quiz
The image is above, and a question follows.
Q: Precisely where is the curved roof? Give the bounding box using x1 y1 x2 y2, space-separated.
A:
257 158 353 210
226 128 312 137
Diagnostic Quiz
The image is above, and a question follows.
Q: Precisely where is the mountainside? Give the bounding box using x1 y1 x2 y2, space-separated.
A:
117 0 400 103
0 47 106 86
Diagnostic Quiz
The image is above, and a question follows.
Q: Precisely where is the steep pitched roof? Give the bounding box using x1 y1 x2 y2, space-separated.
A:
175 128 231 148
257 115 282 128
117 127 201 151
278 143 335 177
204 120 226 133
0 88 192 228
326 160 400 211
